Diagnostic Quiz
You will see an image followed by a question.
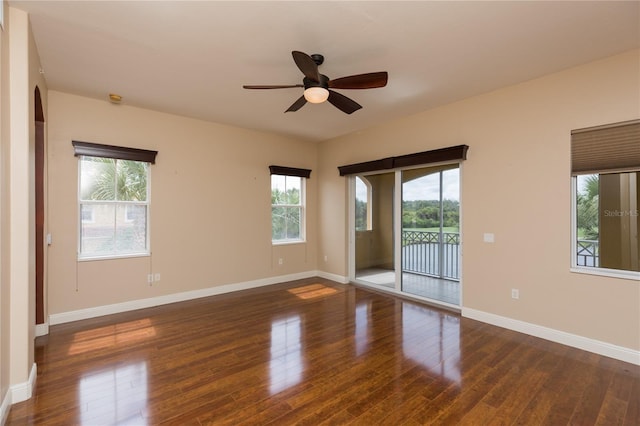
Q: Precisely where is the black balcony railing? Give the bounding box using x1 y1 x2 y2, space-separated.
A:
402 230 460 280
576 239 599 267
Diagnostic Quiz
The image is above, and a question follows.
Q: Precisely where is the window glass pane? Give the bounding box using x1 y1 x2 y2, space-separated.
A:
402 172 440 229
284 176 301 205
576 174 599 267
272 206 287 240
285 207 301 240
116 205 147 253
576 174 600 236
355 177 368 231
272 175 301 206
117 160 148 201
80 157 116 201
271 175 287 205
80 204 115 256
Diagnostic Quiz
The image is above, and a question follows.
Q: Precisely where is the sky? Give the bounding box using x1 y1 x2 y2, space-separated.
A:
356 169 459 202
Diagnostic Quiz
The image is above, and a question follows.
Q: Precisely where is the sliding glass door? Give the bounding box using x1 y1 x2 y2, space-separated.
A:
401 166 460 305
351 165 461 307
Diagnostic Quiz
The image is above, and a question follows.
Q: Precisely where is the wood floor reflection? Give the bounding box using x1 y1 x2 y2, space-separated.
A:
8 278 640 425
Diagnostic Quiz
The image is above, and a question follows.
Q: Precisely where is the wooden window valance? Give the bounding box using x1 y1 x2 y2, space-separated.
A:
269 165 311 179
72 140 158 164
338 144 469 176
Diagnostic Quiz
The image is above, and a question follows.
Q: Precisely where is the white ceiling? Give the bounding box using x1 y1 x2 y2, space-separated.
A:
10 1 640 142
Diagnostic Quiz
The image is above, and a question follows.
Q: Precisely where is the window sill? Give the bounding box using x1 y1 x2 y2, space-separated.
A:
570 266 640 281
272 240 306 246
78 253 150 262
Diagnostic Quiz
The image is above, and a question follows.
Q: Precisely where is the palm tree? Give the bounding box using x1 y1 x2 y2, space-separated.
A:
85 158 148 201
577 174 599 240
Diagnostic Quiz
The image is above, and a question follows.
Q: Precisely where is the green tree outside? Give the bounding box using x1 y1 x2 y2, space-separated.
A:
272 187 301 240
402 199 459 230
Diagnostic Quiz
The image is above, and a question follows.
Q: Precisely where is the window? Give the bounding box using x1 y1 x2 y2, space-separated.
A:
571 120 640 278
269 165 310 244
271 174 305 243
574 172 638 273
78 156 150 258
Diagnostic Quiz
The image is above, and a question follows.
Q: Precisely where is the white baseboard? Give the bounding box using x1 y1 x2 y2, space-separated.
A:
316 270 349 284
35 322 49 337
0 387 11 426
49 271 323 325
10 363 37 404
462 307 640 365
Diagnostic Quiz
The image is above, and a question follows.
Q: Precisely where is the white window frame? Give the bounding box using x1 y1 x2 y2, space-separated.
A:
78 156 151 260
271 174 306 244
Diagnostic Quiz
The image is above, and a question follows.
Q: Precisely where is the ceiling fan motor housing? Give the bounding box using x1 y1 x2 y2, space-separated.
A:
304 74 329 90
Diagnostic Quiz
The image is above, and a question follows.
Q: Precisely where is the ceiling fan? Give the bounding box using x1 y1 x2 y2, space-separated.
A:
243 51 388 114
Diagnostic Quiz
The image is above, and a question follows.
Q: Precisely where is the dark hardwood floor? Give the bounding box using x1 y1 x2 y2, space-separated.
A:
7 278 640 425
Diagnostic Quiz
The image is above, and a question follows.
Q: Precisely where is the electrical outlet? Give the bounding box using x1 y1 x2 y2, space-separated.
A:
324 255 328 262
511 289 519 299
154 273 161 282
147 274 154 284
278 258 283 265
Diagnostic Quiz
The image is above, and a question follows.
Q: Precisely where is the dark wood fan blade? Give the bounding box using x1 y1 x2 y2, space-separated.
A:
328 72 388 89
292 51 320 82
243 84 303 89
285 95 307 112
328 90 362 114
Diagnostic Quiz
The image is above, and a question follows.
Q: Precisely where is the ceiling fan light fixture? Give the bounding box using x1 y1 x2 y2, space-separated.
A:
303 87 329 104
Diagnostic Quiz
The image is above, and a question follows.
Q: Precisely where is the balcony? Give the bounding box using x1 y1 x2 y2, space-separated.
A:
402 230 460 280
356 230 460 305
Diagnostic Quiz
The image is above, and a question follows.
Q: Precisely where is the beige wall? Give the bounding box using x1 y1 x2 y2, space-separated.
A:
47 91 317 314
8 2 32 395
317 49 640 351
0 5 47 408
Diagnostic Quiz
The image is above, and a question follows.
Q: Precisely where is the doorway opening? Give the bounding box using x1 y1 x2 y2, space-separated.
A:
352 164 461 307
35 86 45 325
